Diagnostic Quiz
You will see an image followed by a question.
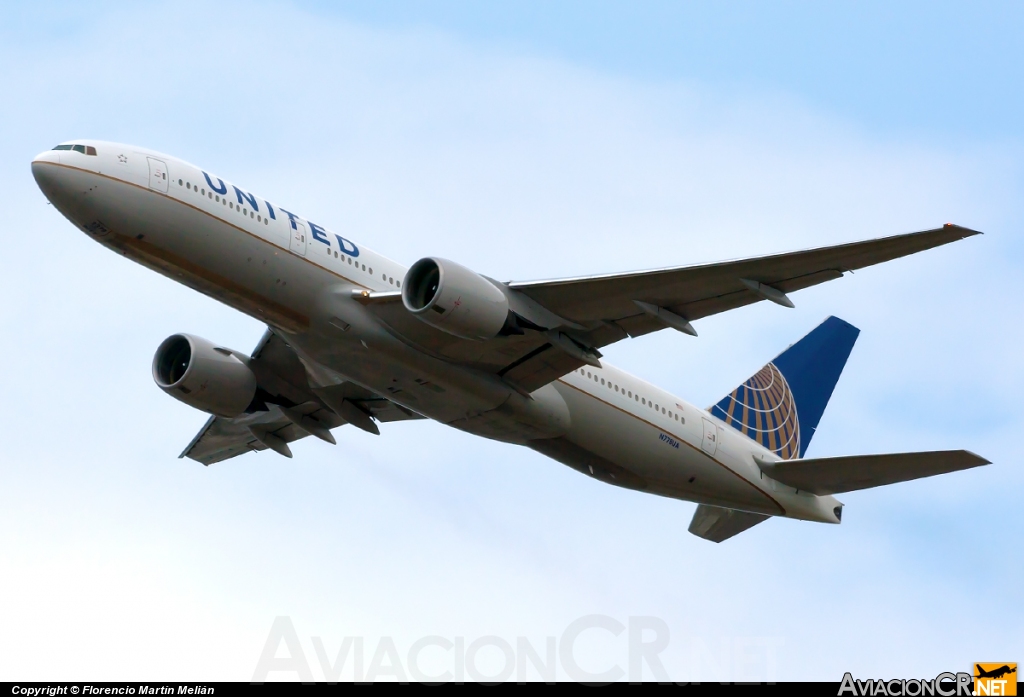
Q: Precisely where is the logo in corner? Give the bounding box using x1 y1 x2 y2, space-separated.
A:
974 663 1016 696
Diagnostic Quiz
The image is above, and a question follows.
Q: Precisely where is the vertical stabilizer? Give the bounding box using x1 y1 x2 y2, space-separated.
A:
709 316 859 458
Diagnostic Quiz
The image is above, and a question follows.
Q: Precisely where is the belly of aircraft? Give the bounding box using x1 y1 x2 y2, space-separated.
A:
540 381 784 515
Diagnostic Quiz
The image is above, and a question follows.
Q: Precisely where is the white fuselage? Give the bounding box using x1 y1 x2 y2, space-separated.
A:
31 141 841 524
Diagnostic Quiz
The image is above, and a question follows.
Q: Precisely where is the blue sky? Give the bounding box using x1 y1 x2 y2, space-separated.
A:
1 1 1021 682
316 0 1024 141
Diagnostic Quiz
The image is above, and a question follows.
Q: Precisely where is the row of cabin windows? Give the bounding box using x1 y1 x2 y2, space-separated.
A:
327 248 384 282
177 178 394 286
577 368 684 423
179 179 270 226
53 144 98 155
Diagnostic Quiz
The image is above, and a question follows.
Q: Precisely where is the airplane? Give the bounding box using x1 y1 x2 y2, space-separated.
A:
975 665 1017 680
31 139 991 543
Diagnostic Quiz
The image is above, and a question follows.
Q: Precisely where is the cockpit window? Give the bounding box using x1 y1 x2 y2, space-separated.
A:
52 144 98 155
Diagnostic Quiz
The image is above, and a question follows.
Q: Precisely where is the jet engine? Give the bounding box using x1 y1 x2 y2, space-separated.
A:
402 257 511 340
152 333 257 417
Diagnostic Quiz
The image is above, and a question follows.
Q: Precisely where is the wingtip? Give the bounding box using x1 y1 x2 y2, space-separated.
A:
943 222 984 237
962 449 992 466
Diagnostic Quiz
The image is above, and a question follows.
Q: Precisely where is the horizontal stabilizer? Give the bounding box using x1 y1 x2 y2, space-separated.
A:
688 504 770 543
757 450 990 495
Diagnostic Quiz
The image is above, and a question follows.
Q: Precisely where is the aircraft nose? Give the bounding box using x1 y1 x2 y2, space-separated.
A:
31 149 69 201
32 149 60 166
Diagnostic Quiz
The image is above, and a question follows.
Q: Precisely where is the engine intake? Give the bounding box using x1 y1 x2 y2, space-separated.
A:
402 257 510 340
153 334 257 417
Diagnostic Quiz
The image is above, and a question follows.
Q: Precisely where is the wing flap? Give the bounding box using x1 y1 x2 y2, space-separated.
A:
181 410 287 465
180 395 424 465
688 504 770 543
758 450 991 495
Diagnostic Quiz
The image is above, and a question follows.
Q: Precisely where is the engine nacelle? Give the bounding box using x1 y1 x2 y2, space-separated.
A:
152 333 257 417
402 257 510 340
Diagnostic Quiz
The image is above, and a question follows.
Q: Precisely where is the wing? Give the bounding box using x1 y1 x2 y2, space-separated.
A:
180 329 423 465
363 224 980 393
509 224 980 338
755 450 990 496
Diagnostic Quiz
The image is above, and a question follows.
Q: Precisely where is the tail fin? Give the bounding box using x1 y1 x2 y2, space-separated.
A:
709 316 860 459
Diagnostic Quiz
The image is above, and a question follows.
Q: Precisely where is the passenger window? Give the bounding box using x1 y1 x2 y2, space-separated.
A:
201 188 206 195
72 145 86 154
187 183 192 190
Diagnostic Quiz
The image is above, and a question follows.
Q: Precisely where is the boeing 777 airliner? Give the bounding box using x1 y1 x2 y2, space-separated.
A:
32 140 990 542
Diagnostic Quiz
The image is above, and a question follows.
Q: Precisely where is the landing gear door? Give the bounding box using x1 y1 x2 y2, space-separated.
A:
289 220 307 256
701 418 719 456
147 157 169 193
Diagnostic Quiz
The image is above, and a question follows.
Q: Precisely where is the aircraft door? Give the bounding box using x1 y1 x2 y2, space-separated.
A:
701 418 719 456
290 220 307 256
147 157 169 193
